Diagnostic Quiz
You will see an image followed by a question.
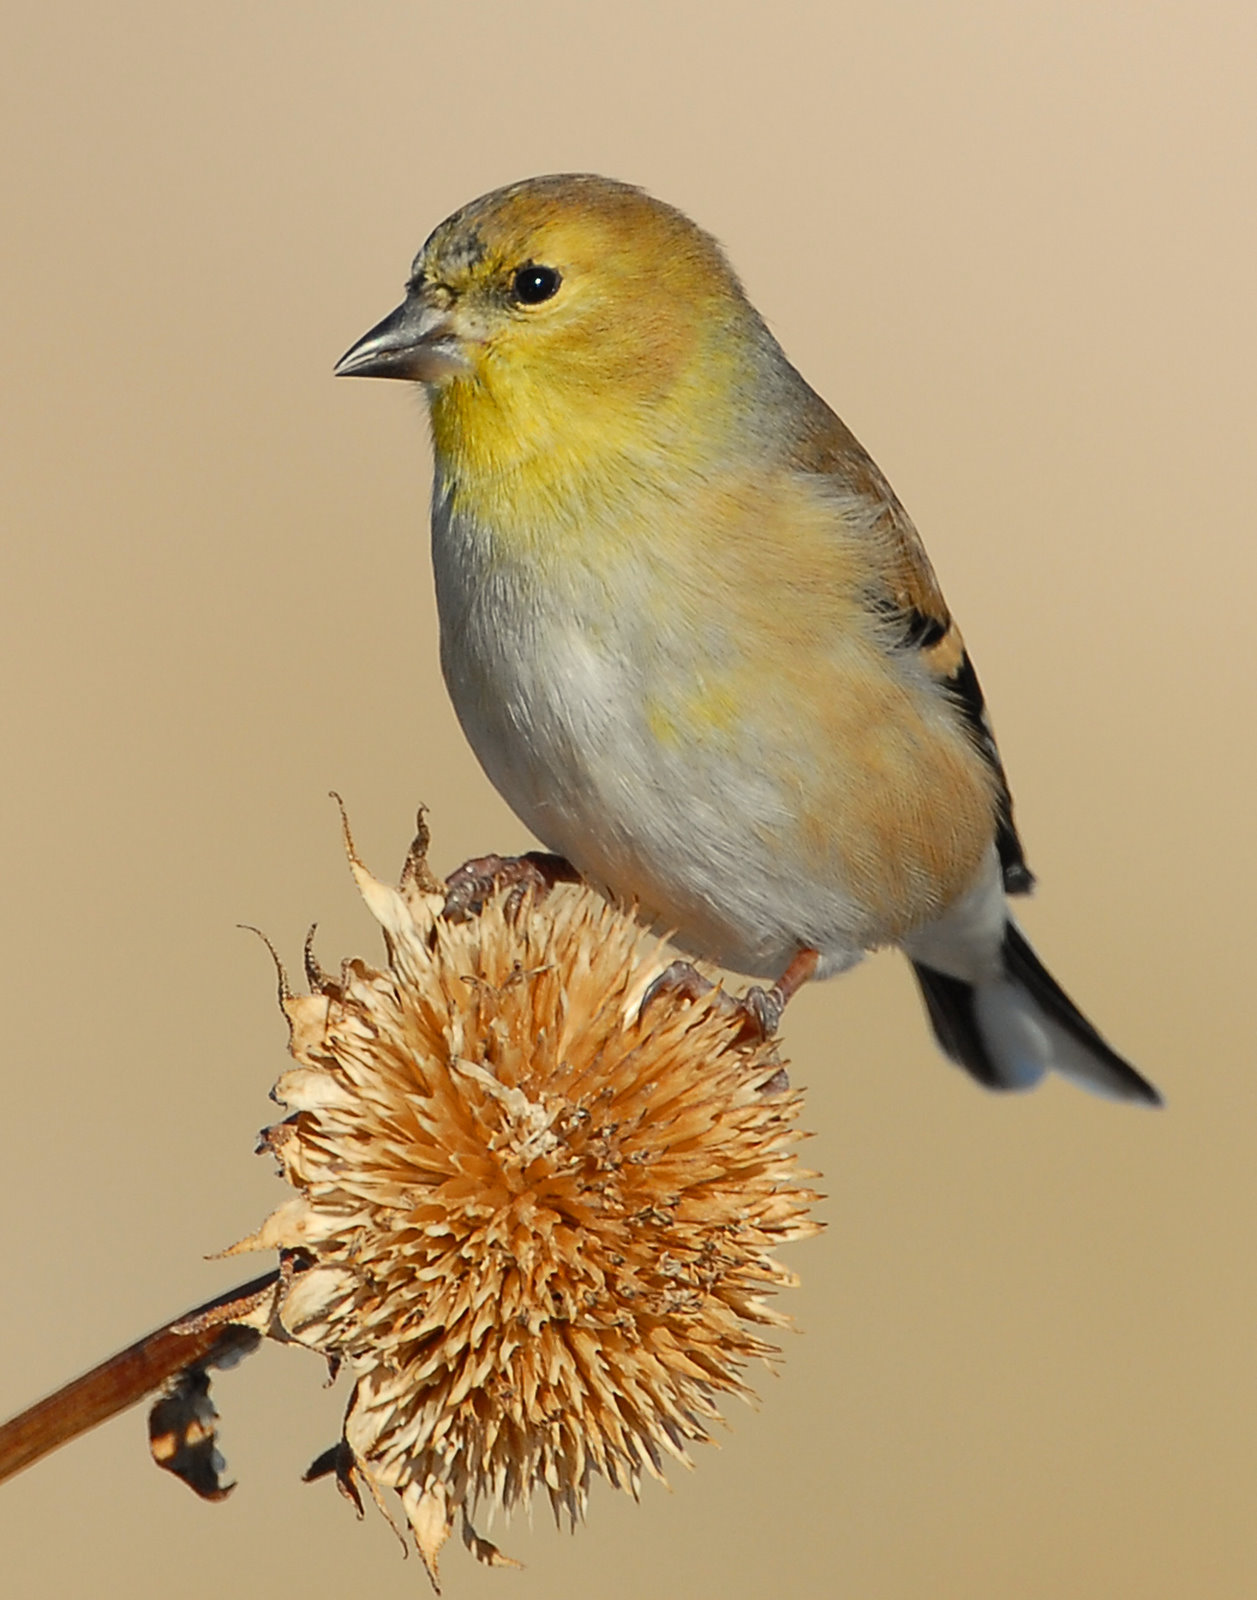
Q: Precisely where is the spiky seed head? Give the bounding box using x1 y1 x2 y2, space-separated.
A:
232 818 820 1587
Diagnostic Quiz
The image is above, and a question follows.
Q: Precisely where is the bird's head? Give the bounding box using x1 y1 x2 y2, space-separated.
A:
335 174 777 483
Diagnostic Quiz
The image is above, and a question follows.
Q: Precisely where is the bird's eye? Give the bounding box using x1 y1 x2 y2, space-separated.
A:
511 264 562 306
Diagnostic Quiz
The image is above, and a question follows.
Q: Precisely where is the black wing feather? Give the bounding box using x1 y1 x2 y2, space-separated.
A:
897 608 1035 896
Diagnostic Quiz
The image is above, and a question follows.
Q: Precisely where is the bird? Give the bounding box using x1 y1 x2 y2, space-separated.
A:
334 173 1159 1105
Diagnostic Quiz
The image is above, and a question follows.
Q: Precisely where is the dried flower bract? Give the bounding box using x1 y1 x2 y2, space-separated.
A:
233 814 820 1587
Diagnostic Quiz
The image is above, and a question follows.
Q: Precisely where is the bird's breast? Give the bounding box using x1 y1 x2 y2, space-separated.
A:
429 480 996 976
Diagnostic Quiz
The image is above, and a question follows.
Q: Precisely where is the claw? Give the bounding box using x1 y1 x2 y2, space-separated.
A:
738 984 784 1039
442 851 579 922
638 947 820 1056
639 961 764 1041
639 959 720 1019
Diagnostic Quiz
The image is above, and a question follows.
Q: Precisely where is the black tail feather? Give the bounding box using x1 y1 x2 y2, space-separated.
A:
912 923 1162 1104
912 961 1008 1089
1000 922 1161 1105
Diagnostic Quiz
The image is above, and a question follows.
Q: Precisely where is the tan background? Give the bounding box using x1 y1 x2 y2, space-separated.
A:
2 3 1254 1596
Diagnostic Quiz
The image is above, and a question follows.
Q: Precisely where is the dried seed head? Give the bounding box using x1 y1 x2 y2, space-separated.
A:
232 818 820 1587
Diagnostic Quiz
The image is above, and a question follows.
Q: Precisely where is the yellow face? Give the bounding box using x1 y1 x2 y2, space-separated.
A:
414 174 734 398
337 175 763 491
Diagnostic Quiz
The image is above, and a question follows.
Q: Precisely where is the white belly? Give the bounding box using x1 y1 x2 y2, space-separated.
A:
430 496 869 979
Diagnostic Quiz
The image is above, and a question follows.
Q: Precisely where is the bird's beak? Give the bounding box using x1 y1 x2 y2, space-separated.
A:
334 297 470 383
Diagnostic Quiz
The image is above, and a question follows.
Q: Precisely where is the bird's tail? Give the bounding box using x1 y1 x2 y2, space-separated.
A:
911 920 1161 1104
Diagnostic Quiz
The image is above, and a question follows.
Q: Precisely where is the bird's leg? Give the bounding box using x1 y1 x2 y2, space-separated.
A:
442 851 580 922
639 946 820 1046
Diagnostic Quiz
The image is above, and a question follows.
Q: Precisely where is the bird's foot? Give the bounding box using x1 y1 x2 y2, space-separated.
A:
639 947 820 1075
640 959 772 1050
442 851 580 922
639 960 726 1019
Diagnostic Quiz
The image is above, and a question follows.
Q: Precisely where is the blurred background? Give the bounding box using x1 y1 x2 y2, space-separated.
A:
1 3 1254 1596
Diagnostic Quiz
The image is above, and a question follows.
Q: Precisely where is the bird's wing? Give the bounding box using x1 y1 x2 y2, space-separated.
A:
792 408 1035 895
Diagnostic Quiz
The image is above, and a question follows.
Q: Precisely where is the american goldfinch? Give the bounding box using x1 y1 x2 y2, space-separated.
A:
335 174 1159 1105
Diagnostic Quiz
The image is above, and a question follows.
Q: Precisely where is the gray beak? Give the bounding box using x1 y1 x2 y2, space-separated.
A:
334 298 468 382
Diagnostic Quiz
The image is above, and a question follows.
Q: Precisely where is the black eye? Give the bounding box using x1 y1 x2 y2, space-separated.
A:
511 264 562 305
